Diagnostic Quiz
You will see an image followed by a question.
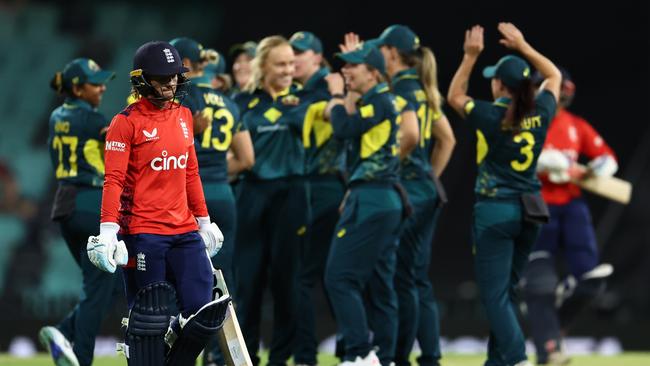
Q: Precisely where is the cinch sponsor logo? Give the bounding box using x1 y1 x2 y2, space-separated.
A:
105 141 126 152
150 150 188 171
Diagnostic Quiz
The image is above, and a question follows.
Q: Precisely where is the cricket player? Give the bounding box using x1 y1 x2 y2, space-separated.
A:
86 40 228 366
367 24 456 366
289 30 347 366
447 23 561 366
323 41 405 366
170 36 255 366
524 68 617 365
232 35 310 366
41 58 122 366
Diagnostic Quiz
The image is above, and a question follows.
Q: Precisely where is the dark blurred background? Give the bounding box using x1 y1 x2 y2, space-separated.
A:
0 0 648 353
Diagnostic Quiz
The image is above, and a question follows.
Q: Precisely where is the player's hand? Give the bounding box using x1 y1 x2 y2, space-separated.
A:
587 155 618 177
339 32 362 53
325 73 345 95
464 25 484 57
87 222 128 273
498 22 527 51
197 217 224 257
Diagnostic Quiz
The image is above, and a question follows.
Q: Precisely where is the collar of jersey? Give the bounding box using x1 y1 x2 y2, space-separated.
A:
391 68 418 86
493 97 511 108
304 67 329 91
255 86 291 101
63 97 94 111
361 82 389 104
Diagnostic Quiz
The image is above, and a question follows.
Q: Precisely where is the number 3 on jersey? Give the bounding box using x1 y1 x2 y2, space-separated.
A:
201 107 234 151
510 131 535 171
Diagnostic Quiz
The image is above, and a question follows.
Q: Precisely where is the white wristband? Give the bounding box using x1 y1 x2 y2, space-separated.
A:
100 222 120 236
197 216 211 226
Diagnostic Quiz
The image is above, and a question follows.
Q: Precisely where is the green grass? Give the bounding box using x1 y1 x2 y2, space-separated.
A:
2 353 650 366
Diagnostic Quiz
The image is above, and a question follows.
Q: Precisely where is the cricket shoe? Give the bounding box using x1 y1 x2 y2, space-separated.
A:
338 349 381 366
514 361 534 366
38 326 80 366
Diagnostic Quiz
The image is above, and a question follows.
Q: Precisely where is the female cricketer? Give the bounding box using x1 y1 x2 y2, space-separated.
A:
232 35 310 366
371 24 456 366
40 58 121 366
447 23 561 366
86 41 227 366
524 67 617 365
324 41 404 366
170 36 255 366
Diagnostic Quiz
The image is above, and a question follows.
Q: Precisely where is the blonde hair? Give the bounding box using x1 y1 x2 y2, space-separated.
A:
401 46 443 115
243 35 290 93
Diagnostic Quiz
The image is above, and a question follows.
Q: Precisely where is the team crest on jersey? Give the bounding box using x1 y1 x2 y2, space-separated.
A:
281 95 300 106
136 252 146 271
143 128 159 141
179 118 189 139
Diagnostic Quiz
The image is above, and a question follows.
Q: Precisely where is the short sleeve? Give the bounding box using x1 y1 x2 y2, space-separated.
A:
86 111 110 140
464 98 496 131
182 86 202 114
535 90 558 122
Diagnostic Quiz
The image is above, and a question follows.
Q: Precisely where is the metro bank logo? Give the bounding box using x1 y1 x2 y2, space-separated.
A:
105 141 126 152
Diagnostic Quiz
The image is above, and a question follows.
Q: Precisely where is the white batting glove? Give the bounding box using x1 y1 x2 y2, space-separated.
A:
588 155 618 177
537 149 571 183
87 222 128 273
197 216 223 257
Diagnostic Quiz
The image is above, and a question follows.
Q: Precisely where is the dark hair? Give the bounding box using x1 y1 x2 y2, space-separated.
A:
50 71 72 96
503 78 535 132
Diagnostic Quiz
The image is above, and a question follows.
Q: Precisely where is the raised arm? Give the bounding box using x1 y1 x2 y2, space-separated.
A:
497 22 561 101
447 25 484 118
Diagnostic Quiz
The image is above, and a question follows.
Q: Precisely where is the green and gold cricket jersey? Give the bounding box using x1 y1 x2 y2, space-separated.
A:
234 84 307 180
330 82 400 183
391 68 445 180
183 79 244 183
48 98 108 187
297 68 345 176
465 90 557 198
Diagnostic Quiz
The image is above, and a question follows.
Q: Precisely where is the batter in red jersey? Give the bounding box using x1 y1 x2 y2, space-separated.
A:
86 41 229 366
523 68 617 365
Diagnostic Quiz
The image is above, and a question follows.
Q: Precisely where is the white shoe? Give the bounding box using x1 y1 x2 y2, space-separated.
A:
547 351 571 365
514 361 533 366
38 326 80 366
338 350 381 366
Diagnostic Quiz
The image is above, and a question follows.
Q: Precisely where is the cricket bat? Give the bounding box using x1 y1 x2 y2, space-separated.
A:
211 267 253 366
572 164 632 204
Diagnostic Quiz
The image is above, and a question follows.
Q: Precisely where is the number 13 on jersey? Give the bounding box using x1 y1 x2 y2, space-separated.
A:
201 107 234 151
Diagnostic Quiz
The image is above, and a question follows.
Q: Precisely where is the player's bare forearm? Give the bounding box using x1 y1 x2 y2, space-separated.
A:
227 131 254 175
430 115 456 176
399 110 419 159
448 54 478 117
497 22 561 100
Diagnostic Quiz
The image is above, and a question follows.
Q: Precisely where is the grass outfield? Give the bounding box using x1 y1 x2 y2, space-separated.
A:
2 353 650 366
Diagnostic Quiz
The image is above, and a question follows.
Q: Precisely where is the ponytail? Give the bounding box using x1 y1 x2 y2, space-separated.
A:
503 78 535 132
416 47 443 115
50 71 65 94
400 47 443 115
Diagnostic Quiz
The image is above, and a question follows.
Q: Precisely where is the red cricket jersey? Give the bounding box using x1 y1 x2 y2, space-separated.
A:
540 108 616 205
101 98 208 234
